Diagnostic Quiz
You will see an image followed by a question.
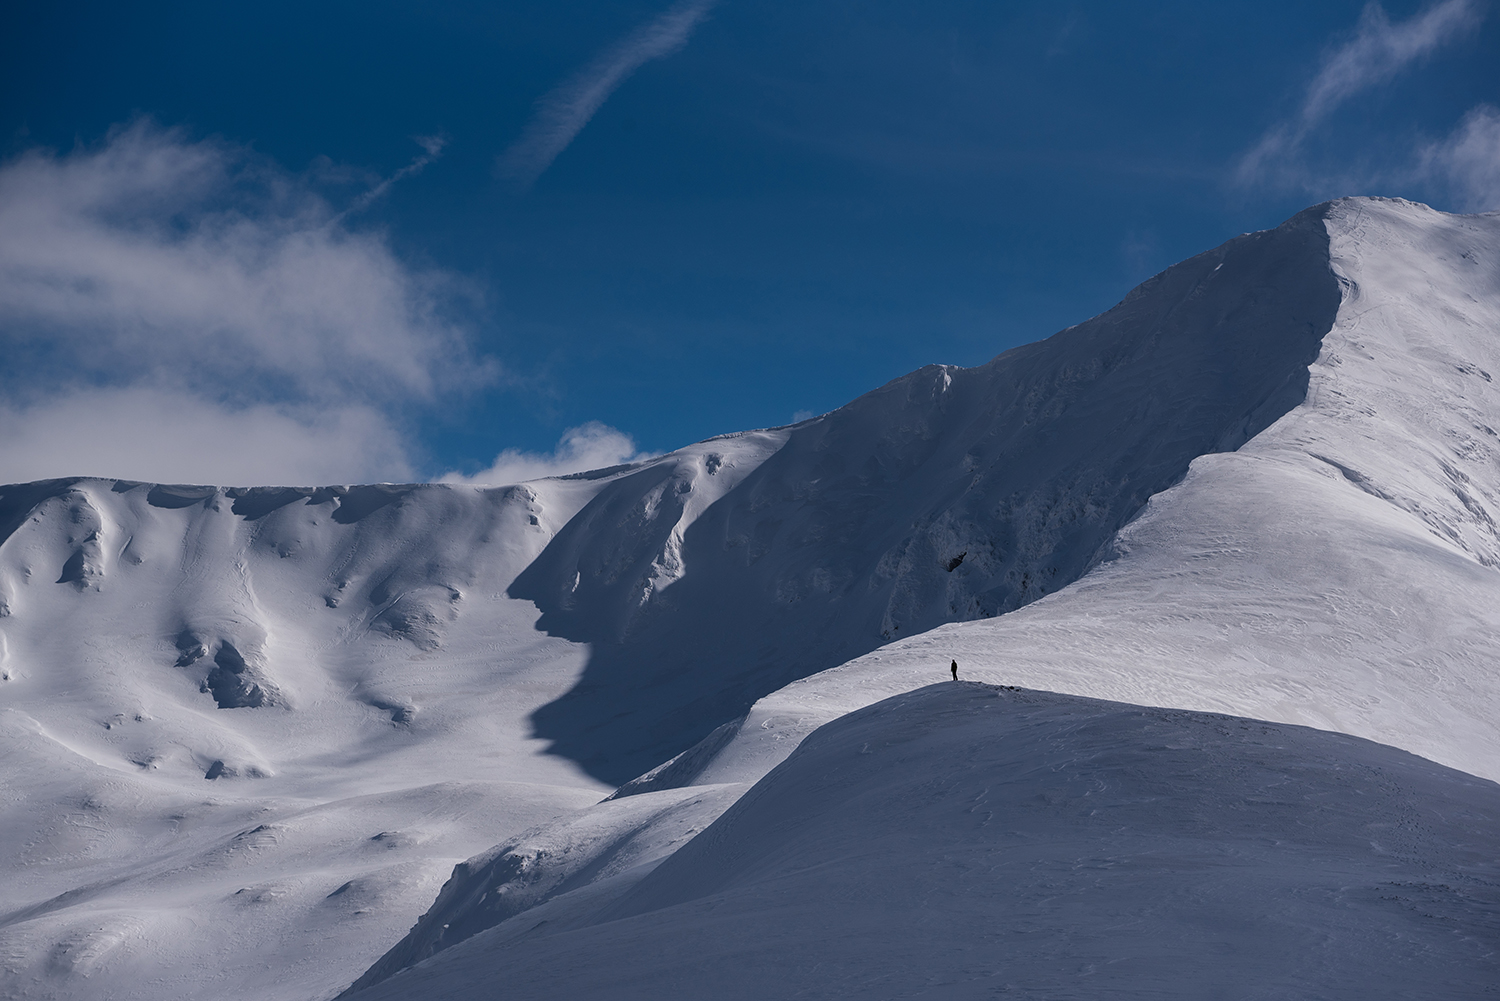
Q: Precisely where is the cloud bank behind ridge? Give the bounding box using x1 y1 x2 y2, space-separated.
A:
443 421 649 487
0 120 485 486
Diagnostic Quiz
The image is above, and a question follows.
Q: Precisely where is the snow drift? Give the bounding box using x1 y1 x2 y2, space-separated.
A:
344 683 1500 1001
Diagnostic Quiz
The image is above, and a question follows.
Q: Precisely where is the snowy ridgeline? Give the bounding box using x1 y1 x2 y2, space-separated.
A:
1 197 1499 1001
345 684 1500 1001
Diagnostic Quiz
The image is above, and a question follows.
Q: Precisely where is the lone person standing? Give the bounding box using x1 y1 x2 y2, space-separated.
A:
950 659 958 681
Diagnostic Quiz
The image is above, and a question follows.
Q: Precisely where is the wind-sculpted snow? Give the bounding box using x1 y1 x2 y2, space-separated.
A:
346 684 1500 1001
0 476 616 1001
515 205 1340 782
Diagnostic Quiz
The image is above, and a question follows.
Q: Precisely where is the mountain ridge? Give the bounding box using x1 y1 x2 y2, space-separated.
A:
340 195 1500 993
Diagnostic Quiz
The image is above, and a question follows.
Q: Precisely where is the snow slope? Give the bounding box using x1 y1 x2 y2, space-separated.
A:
346 197 1500 994
346 683 1500 1001
837 196 1500 780
2 197 1498 1000
0 478 621 1000
514 205 1338 782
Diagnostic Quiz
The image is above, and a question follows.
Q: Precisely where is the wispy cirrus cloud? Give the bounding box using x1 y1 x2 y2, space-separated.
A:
1418 104 1500 210
497 0 718 190
1236 1 1483 188
0 119 488 485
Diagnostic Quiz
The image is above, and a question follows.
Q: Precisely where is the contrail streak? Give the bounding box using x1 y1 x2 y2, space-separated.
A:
498 0 717 190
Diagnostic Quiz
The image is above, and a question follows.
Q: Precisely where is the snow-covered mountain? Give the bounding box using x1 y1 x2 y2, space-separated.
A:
513 202 1337 783
2 197 1498 1000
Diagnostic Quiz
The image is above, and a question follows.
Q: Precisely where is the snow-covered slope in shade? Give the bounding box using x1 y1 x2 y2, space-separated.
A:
346 197 1500 992
346 683 1500 1001
515 205 1338 782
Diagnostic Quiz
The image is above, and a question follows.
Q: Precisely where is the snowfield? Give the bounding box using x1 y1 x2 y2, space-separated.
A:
2 197 1499 999
347 683 1500 1001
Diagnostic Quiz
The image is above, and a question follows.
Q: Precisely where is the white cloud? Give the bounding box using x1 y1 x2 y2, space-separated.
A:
0 119 485 404
1419 104 1500 211
0 388 413 486
1237 1 1482 187
497 0 717 190
0 120 492 486
444 422 649 486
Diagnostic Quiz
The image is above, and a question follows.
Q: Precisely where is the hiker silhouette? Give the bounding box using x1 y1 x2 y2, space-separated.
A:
950 659 958 680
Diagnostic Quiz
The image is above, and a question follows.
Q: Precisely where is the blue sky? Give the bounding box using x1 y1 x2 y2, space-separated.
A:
0 1 1496 485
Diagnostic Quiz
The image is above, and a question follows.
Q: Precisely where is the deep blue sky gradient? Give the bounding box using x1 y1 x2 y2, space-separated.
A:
3 1 1496 473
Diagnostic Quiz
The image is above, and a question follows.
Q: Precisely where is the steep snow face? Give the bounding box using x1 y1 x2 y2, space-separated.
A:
347 684 1500 1001
1309 198 1500 568
517 208 1340 782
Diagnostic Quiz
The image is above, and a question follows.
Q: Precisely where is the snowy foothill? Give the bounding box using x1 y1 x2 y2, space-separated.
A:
345 683 1500 1001
2 196 1499 1000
